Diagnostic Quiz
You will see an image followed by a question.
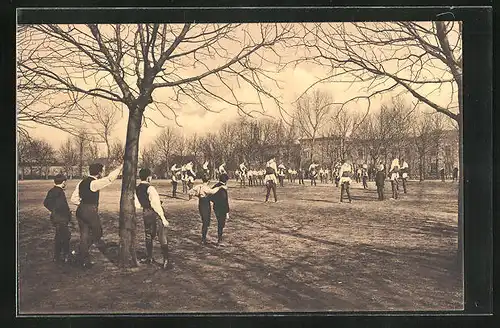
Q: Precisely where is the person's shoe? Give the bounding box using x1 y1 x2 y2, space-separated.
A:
162 260 173 270
140 258 153 264
81 261 94 269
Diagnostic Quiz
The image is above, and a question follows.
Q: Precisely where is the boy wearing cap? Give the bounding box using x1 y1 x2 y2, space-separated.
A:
135 168 171 269
43 174 73 263
375 164 386 201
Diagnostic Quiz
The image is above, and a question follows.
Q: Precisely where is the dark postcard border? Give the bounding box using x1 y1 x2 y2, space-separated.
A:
4 3 494 328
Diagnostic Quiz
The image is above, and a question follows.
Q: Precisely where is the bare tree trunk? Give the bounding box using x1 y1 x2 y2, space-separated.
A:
118 107 142 268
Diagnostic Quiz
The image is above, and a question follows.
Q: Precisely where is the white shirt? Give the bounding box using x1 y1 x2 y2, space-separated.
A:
70 166 122 205
219 164 227 174
134 182 166 220
171 164 179 172
401 161 409 169
240 163 247 171
203 161 209 170
339 163 352 178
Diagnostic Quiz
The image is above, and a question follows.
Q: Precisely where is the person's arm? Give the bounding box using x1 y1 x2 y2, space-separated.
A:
147 186 169 226
205 185 226 195
70 182 81 205
90 164 123 192
43 189 54 211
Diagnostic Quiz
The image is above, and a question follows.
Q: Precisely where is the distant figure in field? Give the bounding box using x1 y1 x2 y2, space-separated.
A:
218 162 227 175
453 167 459 182
375 164 386 201
440 167 446 182
188 176 227 245
400 159 409 194
170 164 181 198
134 168 171 269
71 162 122 268
309 162 318 186
181 165 187 194
362 164 369 190
202 161 210 180
239 161 248 187
265 158 278 202
298 167 305 185
339 160 353 203
43 174 74 264
185 161 196 199
277 163 286 187
389 158 400 200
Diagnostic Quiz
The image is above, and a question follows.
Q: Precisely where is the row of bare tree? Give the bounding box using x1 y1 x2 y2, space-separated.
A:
18 130 124 179
135 93 456 182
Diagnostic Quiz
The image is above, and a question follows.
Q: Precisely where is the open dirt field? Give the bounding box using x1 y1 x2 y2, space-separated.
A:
17 178 462 313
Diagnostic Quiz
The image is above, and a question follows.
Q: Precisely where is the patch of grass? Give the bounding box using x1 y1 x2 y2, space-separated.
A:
17 179 462 313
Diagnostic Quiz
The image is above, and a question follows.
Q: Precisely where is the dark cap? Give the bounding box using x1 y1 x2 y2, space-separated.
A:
54 174 67 185
89 163 104 176
139 168 152 180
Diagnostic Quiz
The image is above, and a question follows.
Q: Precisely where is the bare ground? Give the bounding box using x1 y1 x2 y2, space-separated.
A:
17 179 462 313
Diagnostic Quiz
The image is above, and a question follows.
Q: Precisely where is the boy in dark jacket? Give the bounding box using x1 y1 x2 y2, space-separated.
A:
375 164 386 201
43 174 73 263
210 174 230 246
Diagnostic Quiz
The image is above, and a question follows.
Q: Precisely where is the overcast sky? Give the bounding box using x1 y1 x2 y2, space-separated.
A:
18 23 459 153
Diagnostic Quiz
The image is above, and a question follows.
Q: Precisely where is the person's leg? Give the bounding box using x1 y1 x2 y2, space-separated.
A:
87 206 103 247
216 213 226 244
265 182 271 201
60 223 71 261
143 212 155 262
172 181 177 197
156 218 170 268
53 223 62 262
199 200 211 243
403 178 407 193
77 215 91 266
346 182 352 202
272 182 277 202
340 182 345 202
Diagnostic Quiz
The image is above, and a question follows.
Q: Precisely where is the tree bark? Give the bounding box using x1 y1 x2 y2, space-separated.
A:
118 106 142 268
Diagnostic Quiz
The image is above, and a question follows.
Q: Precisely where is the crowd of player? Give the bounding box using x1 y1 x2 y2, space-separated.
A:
42 153 446 270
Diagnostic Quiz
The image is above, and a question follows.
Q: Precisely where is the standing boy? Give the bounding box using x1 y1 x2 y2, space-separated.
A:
389 158 400 200
71 163 123 268
210 174 230 246
265 158 278 202
375 164 386 201
339 160 353 203
362 164 369 189
134 168 171 269
43 174 73 263
277 163 286 187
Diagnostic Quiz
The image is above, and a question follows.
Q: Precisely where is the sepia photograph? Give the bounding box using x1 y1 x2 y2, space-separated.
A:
16 15 466 314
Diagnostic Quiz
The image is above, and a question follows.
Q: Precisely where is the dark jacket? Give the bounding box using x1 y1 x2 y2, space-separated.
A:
375 171 386 187
210 182 229 216
43 186 71 223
